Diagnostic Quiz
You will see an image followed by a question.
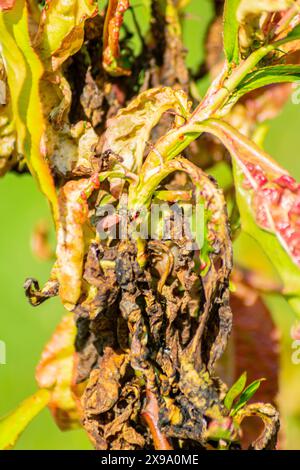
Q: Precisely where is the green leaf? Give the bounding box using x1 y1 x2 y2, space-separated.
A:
223 0 241 64
235 65 300 98
224 371 247 410
0 389 50 450
277 23 300 46
197 118 300 318
231 379 265 416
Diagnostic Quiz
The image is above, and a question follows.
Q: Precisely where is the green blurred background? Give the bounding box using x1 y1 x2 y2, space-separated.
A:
0 0 300 449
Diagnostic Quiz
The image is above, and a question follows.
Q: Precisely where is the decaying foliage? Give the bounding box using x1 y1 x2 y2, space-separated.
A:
1 0 300 450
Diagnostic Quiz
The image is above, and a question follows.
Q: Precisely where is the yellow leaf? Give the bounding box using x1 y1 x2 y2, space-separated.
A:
0 0 58 221
0 389 50 450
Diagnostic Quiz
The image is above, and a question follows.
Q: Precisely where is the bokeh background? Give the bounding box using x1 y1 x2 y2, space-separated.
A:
0 0 300 449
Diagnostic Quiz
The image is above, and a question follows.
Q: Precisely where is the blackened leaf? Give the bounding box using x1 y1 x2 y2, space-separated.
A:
24 276 59 306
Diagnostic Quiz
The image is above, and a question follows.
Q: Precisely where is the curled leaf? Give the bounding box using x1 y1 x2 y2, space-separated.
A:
36 314 79 430
103 86 190 196
102 0 131 76
234 403 280 450
198 118 300 316
82 347 141 450
151 0 189 89
237 0 294 54
24 276 59 307
103 87 189 172
0 389 50 450
35 0 98 71
56 176 99 309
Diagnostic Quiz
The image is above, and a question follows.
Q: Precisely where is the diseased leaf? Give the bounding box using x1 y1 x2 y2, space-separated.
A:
51 121 98 176
237 0 294 53
198 118 300 317
36 314 79 430
224 371 247 411
231 379 265 416
234 403 280 450
0 56 16 175
24 273 59 306
102 0 131 76
223 0 241 64
35 0 97 70
103 86 190 196
0 0 58 220
0 389 50 450
56 176 99 309
0 0 16 10
103 87 189 172
151 0 189 90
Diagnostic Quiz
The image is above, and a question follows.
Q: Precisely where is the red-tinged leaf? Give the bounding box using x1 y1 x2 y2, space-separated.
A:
36 314 79 430
102 0 131 76
0 0 15 11
198 118 300 316
230 284 279 448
